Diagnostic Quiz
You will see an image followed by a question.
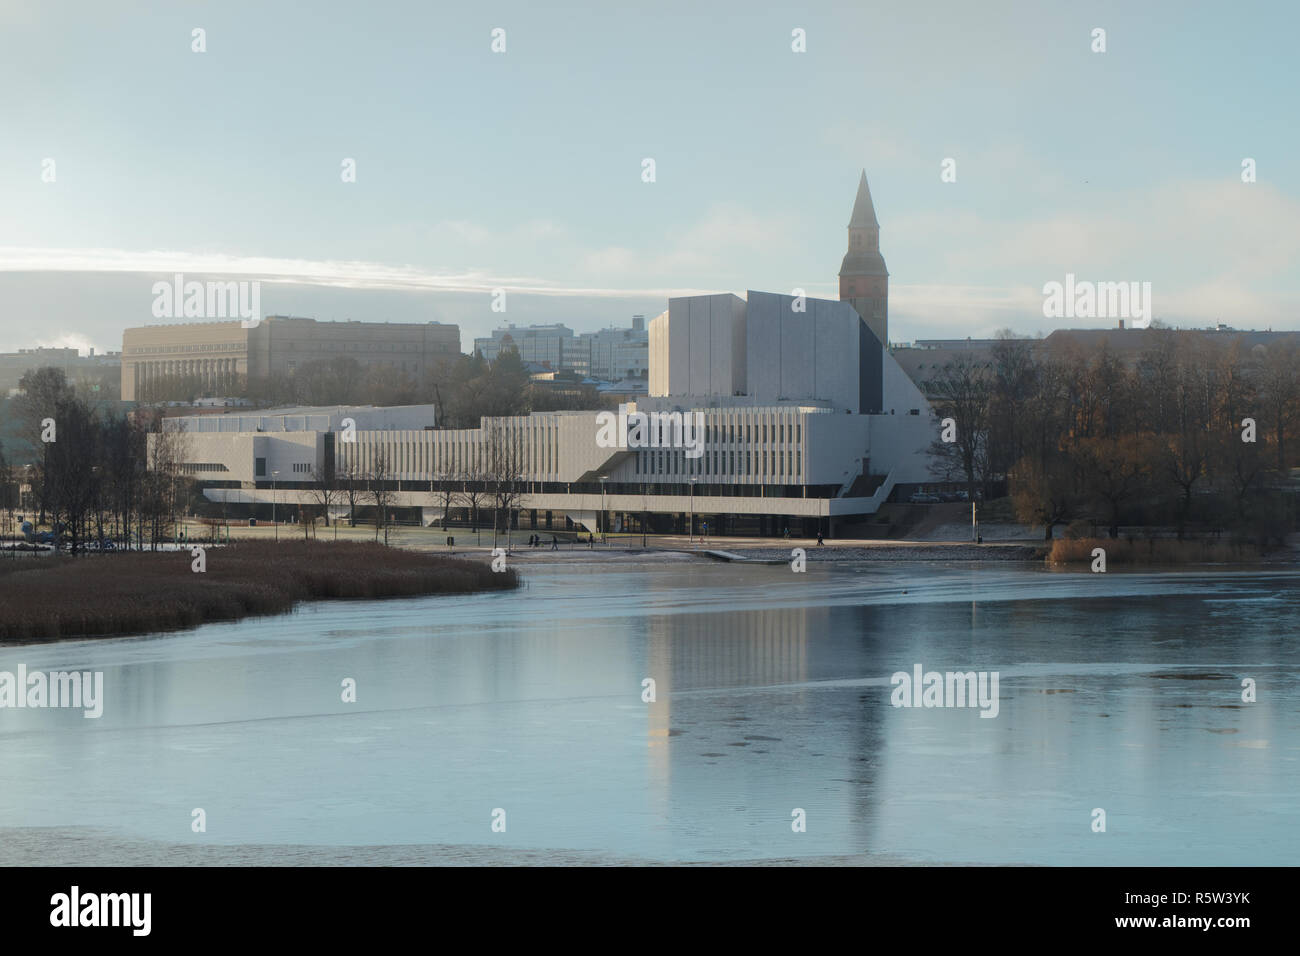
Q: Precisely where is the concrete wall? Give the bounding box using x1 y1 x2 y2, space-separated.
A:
654 293 746 397
744 291 862 410
647 309 670 396
864 350 939 484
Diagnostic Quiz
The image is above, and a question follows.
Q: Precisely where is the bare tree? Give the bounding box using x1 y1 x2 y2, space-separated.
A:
483 420 528 550
1257 341 1300 473
923 356 993 499
430 473 462 531
366 450 397 545
459 470 488 540
143 420 191 550
308 464 339 528
338 456 365 528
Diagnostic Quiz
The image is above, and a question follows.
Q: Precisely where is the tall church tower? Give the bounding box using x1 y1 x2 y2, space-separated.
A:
838 170 889 347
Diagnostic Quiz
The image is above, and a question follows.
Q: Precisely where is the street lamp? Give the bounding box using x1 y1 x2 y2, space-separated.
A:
689 477 697 546
599 476 608 547
272 470 279 543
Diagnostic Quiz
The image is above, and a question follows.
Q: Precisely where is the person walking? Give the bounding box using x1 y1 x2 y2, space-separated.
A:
817 532 824 546
551 535 558 551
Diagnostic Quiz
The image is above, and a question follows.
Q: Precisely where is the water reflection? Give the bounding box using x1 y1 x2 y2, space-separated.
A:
0 561 1296 863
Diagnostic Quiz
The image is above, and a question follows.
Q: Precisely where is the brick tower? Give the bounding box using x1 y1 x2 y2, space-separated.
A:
838 170 889 347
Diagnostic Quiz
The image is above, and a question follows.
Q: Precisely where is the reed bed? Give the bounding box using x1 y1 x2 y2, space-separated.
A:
0 541 518 642
1047 537 1261 566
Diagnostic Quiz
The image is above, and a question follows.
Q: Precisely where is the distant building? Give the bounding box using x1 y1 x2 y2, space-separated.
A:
0 346 121 396
891 327 1300 392
580 318 649 381
472 324 580 371
121 316 461 401
475 317 650 382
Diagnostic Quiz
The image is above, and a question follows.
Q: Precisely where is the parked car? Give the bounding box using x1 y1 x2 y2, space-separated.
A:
909 493 941 504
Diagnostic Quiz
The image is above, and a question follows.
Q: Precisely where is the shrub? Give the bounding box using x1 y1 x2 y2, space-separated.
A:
0 541 518 642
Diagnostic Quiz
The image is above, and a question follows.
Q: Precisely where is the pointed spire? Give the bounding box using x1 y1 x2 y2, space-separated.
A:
848 169 879 228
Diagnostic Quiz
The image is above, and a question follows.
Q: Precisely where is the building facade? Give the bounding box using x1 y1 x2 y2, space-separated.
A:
581 315 649 381
122 316 461 401
0 346 121 396
474 317 650 381
160 399 929 536
154 171 941 535
472 324 582 371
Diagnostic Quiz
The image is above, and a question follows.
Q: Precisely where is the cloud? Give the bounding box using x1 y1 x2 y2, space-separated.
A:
0 246 716 299
580 204 793 281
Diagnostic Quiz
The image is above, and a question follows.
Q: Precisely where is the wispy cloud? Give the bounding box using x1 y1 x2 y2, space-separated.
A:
0 246 717 299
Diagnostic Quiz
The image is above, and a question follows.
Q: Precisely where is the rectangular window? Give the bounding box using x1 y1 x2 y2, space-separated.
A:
255 457 266 477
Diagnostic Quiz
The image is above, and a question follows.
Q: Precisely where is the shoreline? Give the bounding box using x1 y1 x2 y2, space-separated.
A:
0 827 962 867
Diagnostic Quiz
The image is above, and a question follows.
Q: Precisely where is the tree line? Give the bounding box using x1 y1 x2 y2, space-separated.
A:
923 332 1300 542
0 368 192 552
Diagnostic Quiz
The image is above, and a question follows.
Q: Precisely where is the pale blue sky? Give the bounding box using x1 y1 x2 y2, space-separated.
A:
1 0 1297 354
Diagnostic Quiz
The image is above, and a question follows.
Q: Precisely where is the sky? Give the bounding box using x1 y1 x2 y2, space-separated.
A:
1 0 1297 355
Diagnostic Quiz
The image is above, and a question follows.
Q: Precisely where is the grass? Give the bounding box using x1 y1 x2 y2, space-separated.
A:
1047 537 1262 566
0 540 519 642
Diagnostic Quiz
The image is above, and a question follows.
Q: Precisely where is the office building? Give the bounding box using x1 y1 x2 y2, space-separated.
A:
122 316 461 401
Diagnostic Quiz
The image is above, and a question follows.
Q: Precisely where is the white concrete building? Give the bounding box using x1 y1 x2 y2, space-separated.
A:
156 172 941 536
648 293 747 398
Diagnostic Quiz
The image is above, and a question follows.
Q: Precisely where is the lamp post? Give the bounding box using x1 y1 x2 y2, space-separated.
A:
599 475 608 547
272 470 279 543
689 477 697 546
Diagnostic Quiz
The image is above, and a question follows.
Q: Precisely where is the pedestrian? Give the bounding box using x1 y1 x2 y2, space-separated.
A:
588 533 594 549
551 535 558 551
817 532 824 546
